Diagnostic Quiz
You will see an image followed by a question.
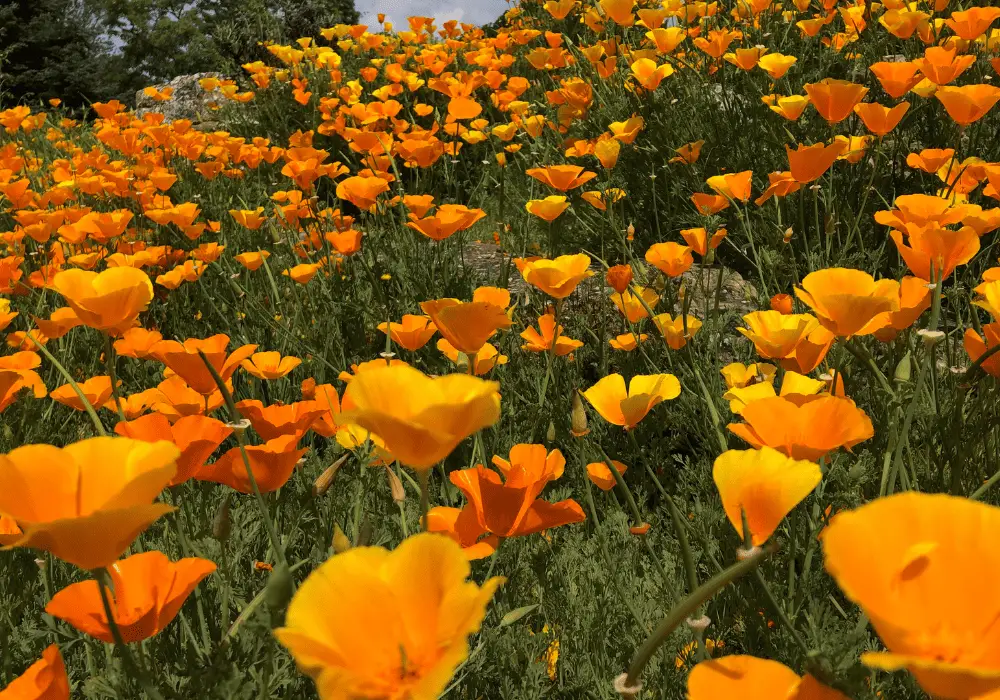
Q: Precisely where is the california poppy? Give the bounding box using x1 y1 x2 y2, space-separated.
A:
728 394 874 461
785 141 846 183
378 315 437 351
237 400 327 441
515 254 594 298
336 175 390 211
945 7 1000 41
795 268 900 337
586 459 628 491
437 340 507 376
0 644 70 699
50 267 153 334
583 373 680 430
721 362 776 390
680 227 726 257
520 314 583 355
870 61 924 99
804 78 869 123
739 311 819 359
114 413 232 485
609 332 648 351
688 656 847 699
914 47 976 86
51 375 114 412
197 433 307 493
890 224 979 280
934 85 1000 126
275 533 502 699
420 298 511 355
340 365 500 469
0 437 178 569
713 447 821 545
964 323 1000 377
241 351 302 380
526 165 597 191
525 195 570 222
707 171 753 203
645 242 694 277
151 335 258 395
114 327 163 359
611 286 659 323
45 551 216 643
854 102 910 137
758 53 797 79
822 492 1000 699
652 313 703 349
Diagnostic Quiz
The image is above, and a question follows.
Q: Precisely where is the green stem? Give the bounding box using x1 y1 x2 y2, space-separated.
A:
105 334 126 423
28 333 106 436
97 570 165 700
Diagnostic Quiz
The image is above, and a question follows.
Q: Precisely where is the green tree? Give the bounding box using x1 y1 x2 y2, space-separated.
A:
0 0 113 109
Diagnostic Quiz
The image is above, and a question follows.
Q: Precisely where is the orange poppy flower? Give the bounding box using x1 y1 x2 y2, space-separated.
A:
402 194 435 218
652 313 703 349
526 165 597 191
543 0 576 20
149 375 225 422
234 251 271 271
515 254 594 298
713 447 821 545
340 364 500 470
679 227 726 257
964 323 1000 377
197 433 307 493
870 61 924 99
594 138 620 169
151 334 258 395
691 192 731 215
785 141 847 183
50 267 153 334
378 314 437 351
406 204 485 242
609 332 648 351
973 280 1000 320
688 656 847 699
720 362 776 390
769 293 794 314
241 351 302 380
890 224 979 280
51 375 114 412
822 492 1000 699
757 53 797 79
0 355 47 413
934 84 1000 126
520 314 583 355
860 276 933 341
581 458 628 492
275 533 502 699
237 400 327 441
447 96 482 120
854 102 910 137
335 175 390 211
420 298 511 355
437 339 507 376
669 140 704 165
645 242 694 277
723 47 767 71
599 0 635 26
45 551 216 643
914 46 976 86
630 58 674 90
0 645 69 699
647 27 687 54
804 78 869 123
113 327 163 359
738 311 819 359
606 264 633 294
795 268 900 337
766 94 810 121
583 373 680 430
114 413 232 485
0 437 178 569
229 207 267 230
610 286 659 322
945 7 1000 40
706 170 753 203
693 28 743 59
728 394 874 461
525 195 570 222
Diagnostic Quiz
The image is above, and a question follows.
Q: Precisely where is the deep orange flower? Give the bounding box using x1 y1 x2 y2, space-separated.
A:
669 140 704 165
586 459 628 491
114 413 232 486
229 207 267 230
236 400 327 441
652 313 702 350
688 656 847 699
945 7 1000 40
758 54 797 79
234 251 271 271
428 444 584 558
525 195 570 222
713 447 821 545
241 351 302 380
515 254 594 298
786 141 847 183
870 61 924 99
823 493 1000 699
680 227 726 257
610 286 659 322
630 58 674 90
754 171 802 205
113 327 163 359
520 314 583 355
197 433 307 493
854 102 910 137
645 242 694 277
149 375 225 422
437 339 507 376
606 264 633 294
378 314 437 351
890 224 979 280
935 84 1000 126
45 551 215 643
964 322 1000 378
335 175 390 211
51 375 114 412
738 311 819 359
691 192 730 215
275 533 502 699
728 394 874 461
599 0 635 26
420 298 512 355
609 332 648 351
0 645 69 699
340 365 500 470
526 165 597 191
0 351 47 413
406 205 486 241
804 78 869 123
765 95 810 121
0 437 178 569
50 267 153 334
914 47 976 86
795 268 900 337
706 171 753 203
151 334 257 395
770 293 794 314
583 373 680 430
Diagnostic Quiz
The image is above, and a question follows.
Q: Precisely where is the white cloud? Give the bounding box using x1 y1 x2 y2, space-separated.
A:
355 0 511 28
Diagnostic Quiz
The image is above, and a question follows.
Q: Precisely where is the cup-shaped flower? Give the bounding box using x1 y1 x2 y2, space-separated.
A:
861 276 933 340
645 242 693 277
237 400 327 440
738 311 819 359
525 196 570 222
520 314 583 355
525 165 597 191
786 142 846 183
583 373 681 430
680 227 726 257
728 394 874 461
758 53 797 79
335 175 390 211
45 551 215 643
515 254 594 298
51 375 114 412
890 224 979 281
934 85 1000 126
795 268 900 338
870 61 923 99
804 78 869 123
151 335 258 396
964 323 1000 378
437 340 507 376
688 656 847 699
420 299 512 355
0 437 178 570
706 171 753 203
945 7 1000 41
652 313 702 349
275 533 503 699
823 493 1000 699
240 351 302 380
114 413 232 486
378 314 437 351
611 286 658 322
50 267 153 334
341 365 500 469
721 362 776 389
713 447 821 546
586 460 627 491
0 644 70 699
197 433 307 493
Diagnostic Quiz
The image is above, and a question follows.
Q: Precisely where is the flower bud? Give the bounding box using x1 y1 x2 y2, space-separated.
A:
546 421 556 443
313 453 348 497
332 524 352 554
212 495 232 542
894 352 912 383
385 465 405 504
606 264 633 294
265 562 293 618
570 391 589 437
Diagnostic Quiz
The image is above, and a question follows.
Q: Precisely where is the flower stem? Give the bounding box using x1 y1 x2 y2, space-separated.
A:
96 569 165 700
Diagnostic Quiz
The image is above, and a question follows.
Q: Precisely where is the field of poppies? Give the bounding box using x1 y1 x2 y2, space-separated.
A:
2 0 1000 697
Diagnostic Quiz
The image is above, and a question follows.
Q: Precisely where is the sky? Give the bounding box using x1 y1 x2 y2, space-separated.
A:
355 0 511 29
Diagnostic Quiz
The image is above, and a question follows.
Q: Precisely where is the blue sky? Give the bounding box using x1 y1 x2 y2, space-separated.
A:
355 0 511 28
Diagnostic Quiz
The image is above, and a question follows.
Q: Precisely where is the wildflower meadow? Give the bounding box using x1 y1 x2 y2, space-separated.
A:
2 0 1000 697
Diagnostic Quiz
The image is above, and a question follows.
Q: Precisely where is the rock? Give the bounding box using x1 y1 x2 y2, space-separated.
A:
135 73 226 128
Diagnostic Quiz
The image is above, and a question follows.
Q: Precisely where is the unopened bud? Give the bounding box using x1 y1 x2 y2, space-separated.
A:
546 421 556 443
570 392 589 437
894 352 912 383
357 516 373 547
264 562 293 618
385 466 405 503
313 453 349 497
212 495 232 542
332 524 352 553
